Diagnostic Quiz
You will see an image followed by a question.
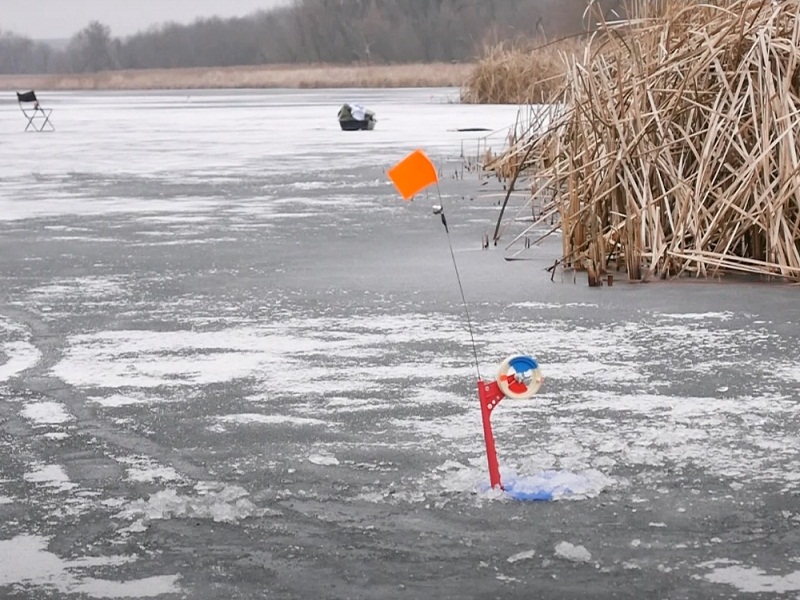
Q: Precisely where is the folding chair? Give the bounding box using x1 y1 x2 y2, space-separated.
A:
16 91 55 132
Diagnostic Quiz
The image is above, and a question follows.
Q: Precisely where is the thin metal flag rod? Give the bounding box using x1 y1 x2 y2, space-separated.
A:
434 182 481 381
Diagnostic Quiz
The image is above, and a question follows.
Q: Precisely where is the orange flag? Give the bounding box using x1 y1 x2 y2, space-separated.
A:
388 149 438 200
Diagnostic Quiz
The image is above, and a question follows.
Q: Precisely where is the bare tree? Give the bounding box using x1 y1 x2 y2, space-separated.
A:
0 30 54 73
66 21 118 72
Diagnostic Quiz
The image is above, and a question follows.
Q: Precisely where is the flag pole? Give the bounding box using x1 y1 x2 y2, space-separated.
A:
433 183 481 382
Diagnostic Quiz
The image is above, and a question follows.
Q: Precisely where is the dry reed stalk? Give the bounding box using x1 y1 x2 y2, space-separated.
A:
495 0 800 283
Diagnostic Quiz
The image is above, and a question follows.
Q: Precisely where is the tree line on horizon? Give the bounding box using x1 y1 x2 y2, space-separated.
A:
0 0 618 75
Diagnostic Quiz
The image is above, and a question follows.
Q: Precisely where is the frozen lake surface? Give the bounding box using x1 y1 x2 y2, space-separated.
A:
1 88 800 599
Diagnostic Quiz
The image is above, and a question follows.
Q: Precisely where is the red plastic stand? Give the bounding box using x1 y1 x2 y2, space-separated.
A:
477 379 505 490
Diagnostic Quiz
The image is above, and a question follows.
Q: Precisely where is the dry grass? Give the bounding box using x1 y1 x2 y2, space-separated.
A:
0 62 475 91
495 0 800 283
461 39 585 104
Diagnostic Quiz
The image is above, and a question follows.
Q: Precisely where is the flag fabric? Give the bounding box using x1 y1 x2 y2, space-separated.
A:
388 149 438 200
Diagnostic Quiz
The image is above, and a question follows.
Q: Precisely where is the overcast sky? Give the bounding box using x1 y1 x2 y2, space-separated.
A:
3 0 290 39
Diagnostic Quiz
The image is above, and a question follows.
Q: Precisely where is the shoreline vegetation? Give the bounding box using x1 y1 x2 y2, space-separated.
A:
0 46 576 104
0 62 477 93
489 0 800 283
462 40 581 104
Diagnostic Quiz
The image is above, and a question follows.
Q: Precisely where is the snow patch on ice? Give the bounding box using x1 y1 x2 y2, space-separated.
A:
21 401 72 426
389 411 477 443
653 311 735 321
509 302 599 309
26 276 127 302
0 341 41 382
543 359 642 383
24 464 78 492
216 413 328 427
0 193 222 222
0 534 181 597
116 456 184 484
52 327 327 388
774 364 800 383
87 393 159 407
701 560 800 593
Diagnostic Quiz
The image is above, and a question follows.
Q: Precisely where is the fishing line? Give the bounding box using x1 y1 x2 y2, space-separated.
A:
434 182 482 381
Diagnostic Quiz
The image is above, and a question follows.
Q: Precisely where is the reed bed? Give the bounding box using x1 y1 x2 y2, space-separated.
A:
494 0 800 282
0 62 474 91
461 39 583 104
